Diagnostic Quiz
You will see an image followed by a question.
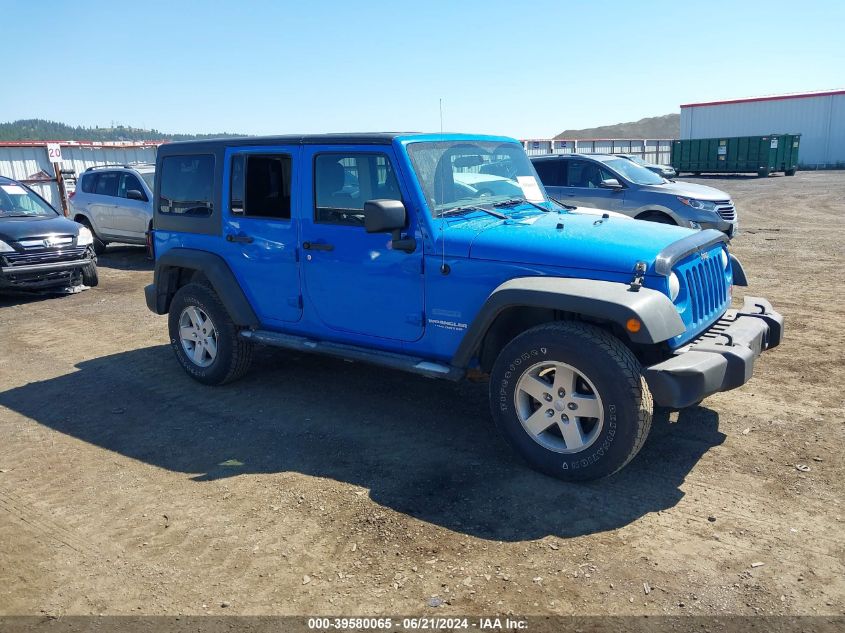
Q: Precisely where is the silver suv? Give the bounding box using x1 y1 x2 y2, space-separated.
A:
532 154 737 237
69 164 155 254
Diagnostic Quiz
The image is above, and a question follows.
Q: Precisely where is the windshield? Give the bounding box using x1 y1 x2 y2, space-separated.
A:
624 154 648 166
139 171 155 192
602 157 664 185
0 182 58 218
406 140 550 217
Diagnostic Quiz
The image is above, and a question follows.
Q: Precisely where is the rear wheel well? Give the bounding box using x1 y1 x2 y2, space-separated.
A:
636 210 676 225
477 306 642 374
158 266 210 311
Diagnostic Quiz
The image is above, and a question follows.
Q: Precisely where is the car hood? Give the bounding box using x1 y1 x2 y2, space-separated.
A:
0 214 81 243
440 210 697 275
640 180 729 200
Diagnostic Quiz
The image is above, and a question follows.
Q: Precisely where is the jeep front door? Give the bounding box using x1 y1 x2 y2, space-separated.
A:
300 148 424 342
221 148 302 324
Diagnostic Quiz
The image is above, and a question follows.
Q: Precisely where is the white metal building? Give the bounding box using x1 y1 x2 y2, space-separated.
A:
0 141 160 212
680 89 845 168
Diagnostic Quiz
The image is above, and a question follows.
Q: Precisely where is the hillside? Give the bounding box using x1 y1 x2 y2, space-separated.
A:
554 114 679 139
0 119 243 142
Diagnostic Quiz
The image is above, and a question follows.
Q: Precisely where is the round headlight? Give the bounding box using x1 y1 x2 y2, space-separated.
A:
721 248 729 270
669 272 680 301
77 226 93 246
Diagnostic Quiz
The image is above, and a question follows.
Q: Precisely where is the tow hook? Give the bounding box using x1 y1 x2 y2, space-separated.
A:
629 261 647 291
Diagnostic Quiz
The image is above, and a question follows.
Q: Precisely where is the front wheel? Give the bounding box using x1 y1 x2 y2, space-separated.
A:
489 321 653 481
168 283 253 385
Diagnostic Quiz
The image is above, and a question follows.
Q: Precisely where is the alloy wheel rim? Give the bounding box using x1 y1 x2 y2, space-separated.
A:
513 360 604 454
178 306 218 368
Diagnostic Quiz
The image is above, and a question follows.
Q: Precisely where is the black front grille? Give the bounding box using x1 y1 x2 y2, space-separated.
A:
3 246 88 267
713 199 736 221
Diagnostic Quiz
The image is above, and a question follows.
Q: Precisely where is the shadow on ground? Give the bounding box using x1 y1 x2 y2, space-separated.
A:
96 244 152 271
0 344 725 541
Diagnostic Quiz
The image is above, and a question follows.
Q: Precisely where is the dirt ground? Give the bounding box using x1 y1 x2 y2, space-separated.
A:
0 171 843 618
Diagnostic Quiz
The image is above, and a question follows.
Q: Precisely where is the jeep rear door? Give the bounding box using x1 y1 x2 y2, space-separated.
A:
300 146 424 342
220 147 303 324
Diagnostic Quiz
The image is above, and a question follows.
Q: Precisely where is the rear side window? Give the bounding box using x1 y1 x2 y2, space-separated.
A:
79 173 97 193
94 171 120 197
159 155 214 216
533 160 564 186
230 154 292 219
314 153 401 226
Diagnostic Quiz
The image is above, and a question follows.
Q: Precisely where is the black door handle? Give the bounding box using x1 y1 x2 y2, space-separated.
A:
226 233 254 244
302 241 334 251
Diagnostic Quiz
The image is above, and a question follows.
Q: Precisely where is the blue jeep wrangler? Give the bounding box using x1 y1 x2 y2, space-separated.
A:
145 133 783 481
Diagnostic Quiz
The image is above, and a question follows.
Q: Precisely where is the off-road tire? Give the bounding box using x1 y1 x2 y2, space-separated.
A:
76 217 107 255
489 321 653 481
168 282 253 385
81 261 98 287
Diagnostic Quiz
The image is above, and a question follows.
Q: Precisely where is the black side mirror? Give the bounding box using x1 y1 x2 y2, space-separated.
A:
599 178 623 191
363 199 416 253
127 189 147 201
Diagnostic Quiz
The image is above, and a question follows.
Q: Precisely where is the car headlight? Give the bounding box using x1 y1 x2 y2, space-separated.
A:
669 272 680 301
721 248 729 270
77 226 93 246
0 239 14 253
677 197 717 212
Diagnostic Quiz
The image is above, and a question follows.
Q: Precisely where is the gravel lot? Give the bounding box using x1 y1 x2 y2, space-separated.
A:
1 171 843 617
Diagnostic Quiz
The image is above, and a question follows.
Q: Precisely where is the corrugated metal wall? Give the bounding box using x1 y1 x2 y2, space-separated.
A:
0 143 159 209
523 139 673 164
680 93 845 167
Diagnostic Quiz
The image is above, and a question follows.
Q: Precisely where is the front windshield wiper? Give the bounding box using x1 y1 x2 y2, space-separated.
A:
492 197 553 214
549 198 577 210
439 205 507 220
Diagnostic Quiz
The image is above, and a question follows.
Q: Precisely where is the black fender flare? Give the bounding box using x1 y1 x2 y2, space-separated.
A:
451 277 685 367
147 248 258 327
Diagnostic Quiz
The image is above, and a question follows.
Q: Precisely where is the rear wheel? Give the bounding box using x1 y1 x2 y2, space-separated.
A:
489 321 653 481
168 283 253 385
76 217 107 255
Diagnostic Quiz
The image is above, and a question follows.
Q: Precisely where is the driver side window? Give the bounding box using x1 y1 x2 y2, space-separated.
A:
314 153 402 226
567 160 614 188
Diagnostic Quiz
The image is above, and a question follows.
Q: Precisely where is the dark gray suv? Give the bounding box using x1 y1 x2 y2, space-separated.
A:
532 154 737 237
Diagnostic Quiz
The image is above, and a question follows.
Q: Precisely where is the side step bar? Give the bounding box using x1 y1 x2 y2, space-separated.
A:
240 329 464 381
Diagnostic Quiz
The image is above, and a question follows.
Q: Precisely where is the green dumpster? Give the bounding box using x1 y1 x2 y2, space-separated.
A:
672 134 800 177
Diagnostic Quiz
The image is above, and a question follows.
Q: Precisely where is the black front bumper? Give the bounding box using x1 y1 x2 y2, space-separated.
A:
643 296 783 408
0 257 95 290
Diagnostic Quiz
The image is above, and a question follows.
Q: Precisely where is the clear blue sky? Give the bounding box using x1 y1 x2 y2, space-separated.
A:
2 0 842 138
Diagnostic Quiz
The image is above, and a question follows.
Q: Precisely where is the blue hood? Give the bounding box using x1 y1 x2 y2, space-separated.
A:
437 210 697 275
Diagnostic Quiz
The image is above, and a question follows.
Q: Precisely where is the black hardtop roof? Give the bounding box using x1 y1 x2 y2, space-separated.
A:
159 133 414 153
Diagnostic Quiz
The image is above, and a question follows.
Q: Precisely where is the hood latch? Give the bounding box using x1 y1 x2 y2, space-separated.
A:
629 261 647 292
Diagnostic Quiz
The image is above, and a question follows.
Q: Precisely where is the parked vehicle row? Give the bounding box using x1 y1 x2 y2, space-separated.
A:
144 133 782 482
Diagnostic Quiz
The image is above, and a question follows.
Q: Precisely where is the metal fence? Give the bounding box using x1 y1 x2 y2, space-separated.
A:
521 138 674 165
